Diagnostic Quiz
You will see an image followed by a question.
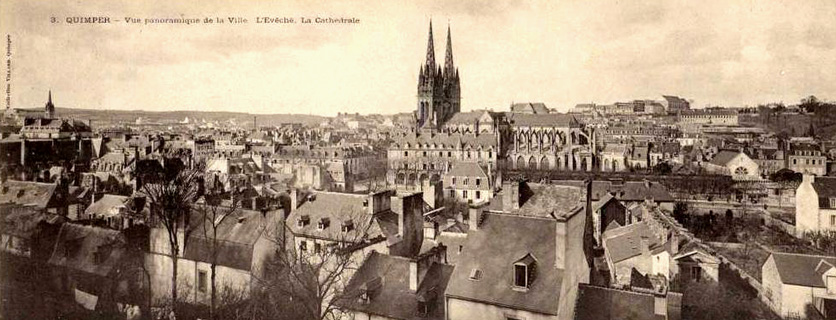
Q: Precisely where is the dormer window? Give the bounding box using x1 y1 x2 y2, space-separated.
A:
469 268 482 281
513 253 537 290
297 215 310 227
318 218 330 230
341 220 355 232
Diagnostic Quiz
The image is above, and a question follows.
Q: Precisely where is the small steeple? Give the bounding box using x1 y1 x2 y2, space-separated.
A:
424 20 436 71
45 90 56 118
444 23 455 75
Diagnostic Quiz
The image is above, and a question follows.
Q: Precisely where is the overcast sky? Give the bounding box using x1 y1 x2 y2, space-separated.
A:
1 0 834 115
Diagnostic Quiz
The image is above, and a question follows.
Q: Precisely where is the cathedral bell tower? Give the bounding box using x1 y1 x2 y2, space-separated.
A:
416 21 460 131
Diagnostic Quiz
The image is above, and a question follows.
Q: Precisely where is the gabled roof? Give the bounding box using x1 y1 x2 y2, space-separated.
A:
0 180 59 209
336 252 454 320
812 177 836 208
445 213 563 315
446 161 488 179
603 222 660 264
184 208 268 271
48 224 127 277
510 102 550 114
708 150 744 167
84 194 131 217
287 192 382 242
512 183 585 219
507 113 578 128
769 252 836 288
1 205 67 239
445 110 495 125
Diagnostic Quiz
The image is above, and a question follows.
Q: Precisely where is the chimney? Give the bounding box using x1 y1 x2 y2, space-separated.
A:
409 259 420 291
802 173 815 185
670 232 679 256
468 201 488 231
502 180 520 212
289 187 298 214
654 294 668 318
640 236 651 258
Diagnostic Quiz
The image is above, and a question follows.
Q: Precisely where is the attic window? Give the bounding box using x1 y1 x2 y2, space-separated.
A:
297 215 310 227
318 218 330 230
342 220 354 232
513 253 537 290
468 268 482 281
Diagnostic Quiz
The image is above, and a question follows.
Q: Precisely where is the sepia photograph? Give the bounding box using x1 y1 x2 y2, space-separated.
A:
1 0 836 319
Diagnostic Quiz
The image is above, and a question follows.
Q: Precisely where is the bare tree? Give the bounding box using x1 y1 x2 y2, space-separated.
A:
197 188 241 320
254 203 376 320
139 158 204 315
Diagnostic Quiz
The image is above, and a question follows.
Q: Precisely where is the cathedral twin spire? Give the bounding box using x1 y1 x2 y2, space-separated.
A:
417 20 461 130
422 20 456 79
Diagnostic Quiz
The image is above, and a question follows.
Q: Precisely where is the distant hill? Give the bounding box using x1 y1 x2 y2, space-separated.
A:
53 107 327 127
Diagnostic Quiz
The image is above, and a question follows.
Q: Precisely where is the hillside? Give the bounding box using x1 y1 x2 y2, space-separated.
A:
53 107 327 127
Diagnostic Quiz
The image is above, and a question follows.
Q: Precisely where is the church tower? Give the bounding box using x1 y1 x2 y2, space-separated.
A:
45 90 55 119
416 21 460 130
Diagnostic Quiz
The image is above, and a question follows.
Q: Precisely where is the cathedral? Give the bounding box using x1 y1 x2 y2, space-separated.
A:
416 21 460 130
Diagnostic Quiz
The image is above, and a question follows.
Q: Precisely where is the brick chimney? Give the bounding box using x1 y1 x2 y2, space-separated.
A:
502 180 520 212
468 201 489 231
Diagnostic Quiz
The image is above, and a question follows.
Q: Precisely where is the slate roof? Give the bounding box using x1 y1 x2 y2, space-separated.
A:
184 208 266 271
708 150 742 167
337 252 454 320
514 183 585 219
445 213 563 315
1 206 67 239
603 222 660 264
510 102 550 114
603 144 629 154
555 180 674 203
507 113 578 128
0 180 58 209
812 177 836 209
48 224 127 277
84 194 131 217
391 132 497 149
287 192 383 242
445 110 495 125
446 161 488 179
574 284 680 320
769 252 836 288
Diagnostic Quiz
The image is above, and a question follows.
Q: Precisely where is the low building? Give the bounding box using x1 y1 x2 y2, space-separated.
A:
761 252 836 319
704 150 760 180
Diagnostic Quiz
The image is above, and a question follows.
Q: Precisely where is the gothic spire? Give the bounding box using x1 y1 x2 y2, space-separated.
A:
424 20 436 71
444 23 455 74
